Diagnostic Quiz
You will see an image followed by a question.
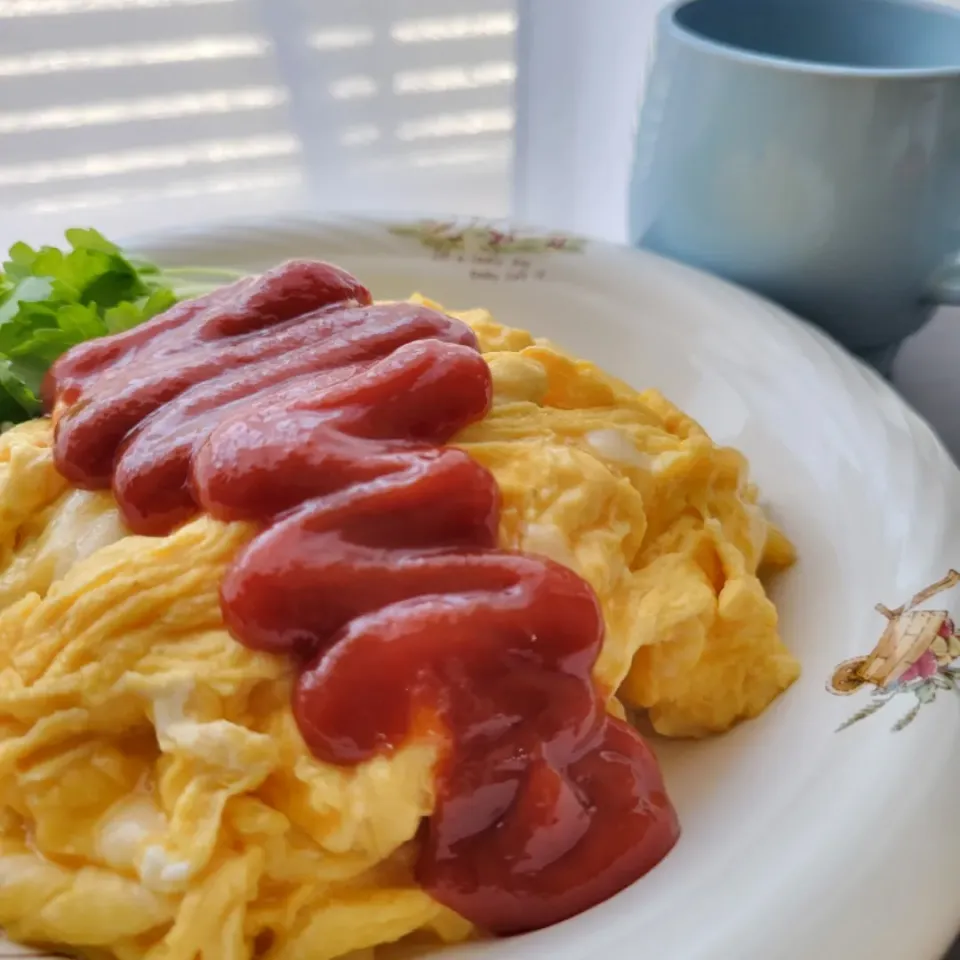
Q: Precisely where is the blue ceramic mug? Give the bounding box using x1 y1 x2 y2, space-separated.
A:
629 0 960 374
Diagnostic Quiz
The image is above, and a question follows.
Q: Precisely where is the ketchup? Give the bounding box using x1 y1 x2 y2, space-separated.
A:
47 260 679 935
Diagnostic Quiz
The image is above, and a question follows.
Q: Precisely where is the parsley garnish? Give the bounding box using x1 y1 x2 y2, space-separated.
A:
0 228 240 425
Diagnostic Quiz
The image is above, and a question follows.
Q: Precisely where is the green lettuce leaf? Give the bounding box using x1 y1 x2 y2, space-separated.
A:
0 228 185 426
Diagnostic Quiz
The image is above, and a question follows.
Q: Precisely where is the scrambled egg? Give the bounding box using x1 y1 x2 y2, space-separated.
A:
440 301 799 735
0 302 798 960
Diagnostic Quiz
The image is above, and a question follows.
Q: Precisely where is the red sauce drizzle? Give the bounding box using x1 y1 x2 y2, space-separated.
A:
46 260 679 935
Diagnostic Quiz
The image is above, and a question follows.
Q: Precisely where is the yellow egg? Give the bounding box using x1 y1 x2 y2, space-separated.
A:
0 298 798 960
443 303 799 734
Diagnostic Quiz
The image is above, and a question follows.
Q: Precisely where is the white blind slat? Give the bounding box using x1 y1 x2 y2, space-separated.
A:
0 0 517 247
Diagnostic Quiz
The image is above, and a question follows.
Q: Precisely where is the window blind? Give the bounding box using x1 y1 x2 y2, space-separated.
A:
0 0 517 245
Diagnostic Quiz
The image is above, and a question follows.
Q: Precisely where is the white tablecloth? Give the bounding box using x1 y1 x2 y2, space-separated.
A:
894 309 960 462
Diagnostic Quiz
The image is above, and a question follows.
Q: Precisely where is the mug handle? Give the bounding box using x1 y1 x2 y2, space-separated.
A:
867 257 960 375
924 257 960 305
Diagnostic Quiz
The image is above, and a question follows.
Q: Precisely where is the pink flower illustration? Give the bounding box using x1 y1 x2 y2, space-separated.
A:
938 617 956 638
901 649 939 684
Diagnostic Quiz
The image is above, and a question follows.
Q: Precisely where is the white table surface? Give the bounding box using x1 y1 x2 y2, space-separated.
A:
894 309 960 462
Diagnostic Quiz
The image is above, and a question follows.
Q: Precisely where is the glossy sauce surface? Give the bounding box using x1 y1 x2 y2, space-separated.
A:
47 260 680 935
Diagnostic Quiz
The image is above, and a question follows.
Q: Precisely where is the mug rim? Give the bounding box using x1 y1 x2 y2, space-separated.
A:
662 0 960 79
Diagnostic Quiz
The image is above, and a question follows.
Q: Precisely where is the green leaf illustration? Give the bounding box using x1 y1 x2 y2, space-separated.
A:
837 696 893 732
387 221 585 256
892 700 923 731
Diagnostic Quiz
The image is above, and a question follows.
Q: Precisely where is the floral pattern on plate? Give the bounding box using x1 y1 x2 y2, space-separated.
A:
388 219 586 255
829 570 960 731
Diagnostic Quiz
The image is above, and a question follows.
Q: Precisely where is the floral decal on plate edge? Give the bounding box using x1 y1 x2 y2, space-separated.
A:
388 219 586 256
828 570 960 731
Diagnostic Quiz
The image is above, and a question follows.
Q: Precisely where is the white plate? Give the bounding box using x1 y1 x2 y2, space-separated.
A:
9 216 960 960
